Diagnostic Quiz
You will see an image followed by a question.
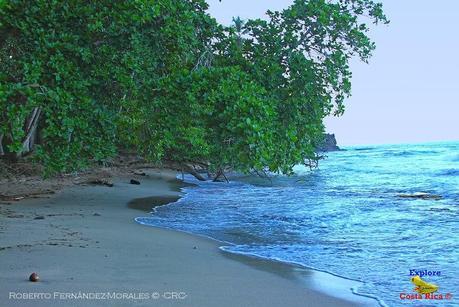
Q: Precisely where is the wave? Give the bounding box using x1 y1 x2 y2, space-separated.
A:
136 214 385 307
382 150 417 157
437 169 459 176
352 147 377 151
136 142 459 307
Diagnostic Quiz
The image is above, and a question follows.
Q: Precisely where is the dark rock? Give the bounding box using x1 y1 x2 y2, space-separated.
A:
130 179 140 185
93 213 101 216
7 214 24 218
429 208 451 212
398 192 442 200
317 133 340 152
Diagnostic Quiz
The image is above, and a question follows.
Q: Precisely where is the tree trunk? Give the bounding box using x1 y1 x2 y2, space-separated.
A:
213 169 229 182
0 133 4 156
182 163 206 181
18 107 41 157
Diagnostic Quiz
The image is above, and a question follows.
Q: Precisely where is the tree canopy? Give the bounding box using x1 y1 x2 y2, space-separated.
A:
0 0 387 178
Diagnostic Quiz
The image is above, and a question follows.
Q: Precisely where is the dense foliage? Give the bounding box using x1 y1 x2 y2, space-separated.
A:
0 0 387 177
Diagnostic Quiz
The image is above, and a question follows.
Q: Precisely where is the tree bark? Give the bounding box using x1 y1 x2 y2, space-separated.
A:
0 133 4 156
18 107 41 157
212 169 229 182
182 163 206 181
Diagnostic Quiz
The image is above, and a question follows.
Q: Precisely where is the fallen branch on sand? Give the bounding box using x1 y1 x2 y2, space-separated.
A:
74 177 114 187
0 190 55 202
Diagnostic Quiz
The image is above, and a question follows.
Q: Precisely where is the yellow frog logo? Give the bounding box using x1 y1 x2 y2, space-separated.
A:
411 275 439 294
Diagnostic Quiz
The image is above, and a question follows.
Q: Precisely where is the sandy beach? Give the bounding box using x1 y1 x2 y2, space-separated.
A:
0 169 377 307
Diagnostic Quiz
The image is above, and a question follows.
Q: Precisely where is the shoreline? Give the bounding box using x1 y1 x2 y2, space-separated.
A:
139 221 383 307
0 169 377 306
134 176 382 307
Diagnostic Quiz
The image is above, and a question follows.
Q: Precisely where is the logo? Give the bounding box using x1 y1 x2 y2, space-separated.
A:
411 275 438 294
399 269 453 301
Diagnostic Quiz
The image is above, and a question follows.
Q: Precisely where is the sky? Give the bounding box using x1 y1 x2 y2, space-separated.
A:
207 0 459 146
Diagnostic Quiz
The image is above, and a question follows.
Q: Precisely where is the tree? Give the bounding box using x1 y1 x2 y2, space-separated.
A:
270 1 385 173
0 0 387 178
155 0 388 174
231 16 248 47
0 0 217 174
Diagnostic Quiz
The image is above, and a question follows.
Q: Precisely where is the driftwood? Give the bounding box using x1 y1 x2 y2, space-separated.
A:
0 190 55 202
73 174 114 187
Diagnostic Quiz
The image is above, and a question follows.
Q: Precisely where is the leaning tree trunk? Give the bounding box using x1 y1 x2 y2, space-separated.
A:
0 133 4 156
212 168 229 182
182 163 206 181
17 107 41 158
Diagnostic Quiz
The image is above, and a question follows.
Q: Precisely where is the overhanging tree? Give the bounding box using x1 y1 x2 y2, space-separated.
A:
0 0 387 178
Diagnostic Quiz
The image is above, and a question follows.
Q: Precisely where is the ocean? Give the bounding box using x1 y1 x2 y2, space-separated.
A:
136 141 459 306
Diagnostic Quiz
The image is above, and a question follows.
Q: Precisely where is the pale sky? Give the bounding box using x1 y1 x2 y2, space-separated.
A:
207 0 459 146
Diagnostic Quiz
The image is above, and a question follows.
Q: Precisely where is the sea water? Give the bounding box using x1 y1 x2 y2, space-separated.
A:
136 142 459 306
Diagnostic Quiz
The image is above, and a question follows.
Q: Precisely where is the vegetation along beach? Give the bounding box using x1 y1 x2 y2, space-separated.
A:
1 0 457 306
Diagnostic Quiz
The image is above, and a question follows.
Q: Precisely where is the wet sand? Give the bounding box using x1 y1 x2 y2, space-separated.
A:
0 169 377 307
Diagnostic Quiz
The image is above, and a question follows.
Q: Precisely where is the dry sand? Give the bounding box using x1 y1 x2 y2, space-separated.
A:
0 169 378 307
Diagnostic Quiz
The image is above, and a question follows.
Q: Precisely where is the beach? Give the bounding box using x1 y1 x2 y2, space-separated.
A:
0 169 376 307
